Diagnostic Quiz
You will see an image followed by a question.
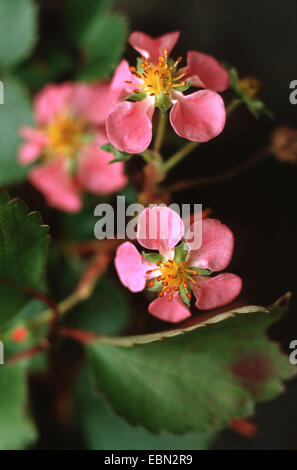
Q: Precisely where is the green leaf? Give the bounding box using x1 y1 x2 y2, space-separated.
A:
101 143 130 163
0 0 38 68
62 197 100 241
0 191 49 327
0 361 37 449
119 184 138 205
75 366 215 450
174 242 188 264
0 76 34 185
179 283 190 306
64 276 131 336
78 14 128 81
86 294 295 433
17 51 73 92
142 252 165 264
66 0 110 44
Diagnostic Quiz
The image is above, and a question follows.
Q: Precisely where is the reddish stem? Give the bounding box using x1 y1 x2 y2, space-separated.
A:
59 328 99 344
8 340 50 364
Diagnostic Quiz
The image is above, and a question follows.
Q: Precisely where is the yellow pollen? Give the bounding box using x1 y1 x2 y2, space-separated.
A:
147 259 198 301
130 50 186 96
45 112 86 158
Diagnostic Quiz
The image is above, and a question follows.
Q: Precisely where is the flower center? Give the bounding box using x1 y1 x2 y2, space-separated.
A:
146 260 198 301
127 50 187 97
239 77 261 98
46 113 86 158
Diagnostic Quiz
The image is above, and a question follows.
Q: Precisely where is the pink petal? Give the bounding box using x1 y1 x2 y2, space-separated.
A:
78 137 127 194
170 90 226 142
106 98 154 154
28 160 82 213
18 127 48 164
193 273 242 310
114 242 149 293
110 60 139 96
137 206 184 258
19 126 48 144
184 51 230 92
129 31 180 64
18 142 41 165
72 82 114 127
34 83 74 125
148 294 191 323
186 218 234 272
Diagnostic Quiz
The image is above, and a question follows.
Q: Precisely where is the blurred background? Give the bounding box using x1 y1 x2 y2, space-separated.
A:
5 0 297 450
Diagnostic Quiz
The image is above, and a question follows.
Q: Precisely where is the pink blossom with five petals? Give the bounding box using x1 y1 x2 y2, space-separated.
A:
106 31 229 154
18 82 127 212
115 207 242 323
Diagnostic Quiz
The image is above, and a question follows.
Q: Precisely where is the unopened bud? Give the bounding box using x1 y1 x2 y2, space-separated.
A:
271 126 297 164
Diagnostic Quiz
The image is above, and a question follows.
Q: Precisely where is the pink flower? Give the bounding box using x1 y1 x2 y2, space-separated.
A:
106 31 229 153
18 82 127 212
115 207 242 323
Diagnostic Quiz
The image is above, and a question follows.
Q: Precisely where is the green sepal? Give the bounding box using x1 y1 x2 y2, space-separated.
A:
147 278 163 293
155 92 172 113
125 92 148 102
229 67 242 95
142 252 165 264
100 143 131 163
179 283 191 307
174 81 191 93
245 97 274 119
174 242 188 264
191 267 212 276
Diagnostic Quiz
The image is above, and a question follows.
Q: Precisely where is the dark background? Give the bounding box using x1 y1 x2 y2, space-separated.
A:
112 0 297 450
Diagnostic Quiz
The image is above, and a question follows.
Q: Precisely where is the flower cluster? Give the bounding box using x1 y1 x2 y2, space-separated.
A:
115 207 242 323
18 30 242 324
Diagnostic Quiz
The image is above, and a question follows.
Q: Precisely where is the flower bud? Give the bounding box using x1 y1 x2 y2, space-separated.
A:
271 126 297 164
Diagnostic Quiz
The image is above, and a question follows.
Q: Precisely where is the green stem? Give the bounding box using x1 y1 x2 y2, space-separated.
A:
226 98 241 115
30 291 84 328
154 111 167 153
140 150 157 163
162 141 200 173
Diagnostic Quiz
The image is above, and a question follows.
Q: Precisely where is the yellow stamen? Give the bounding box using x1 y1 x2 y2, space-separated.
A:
129 50 186 97
45 112 86 158
147 258 199 301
